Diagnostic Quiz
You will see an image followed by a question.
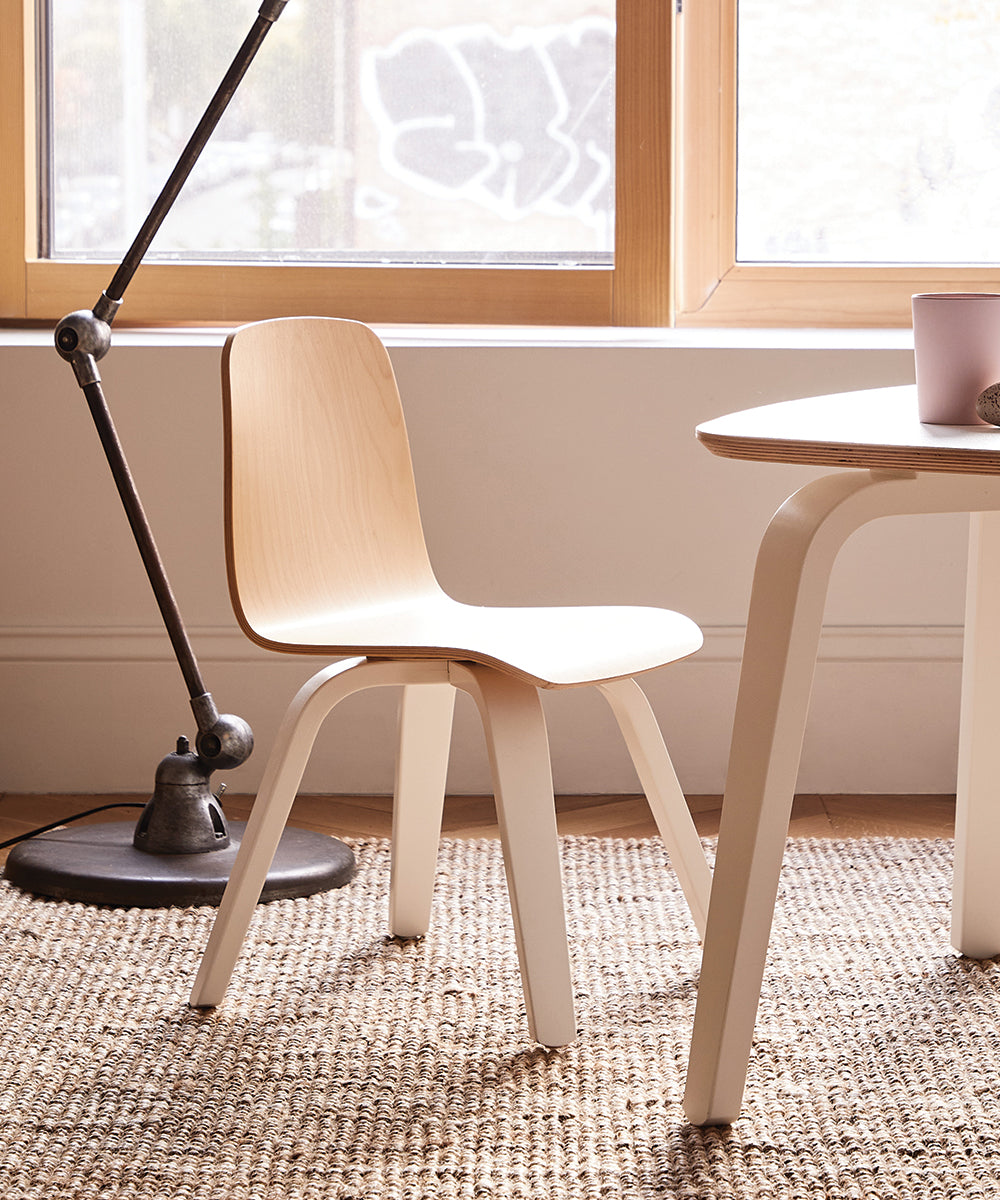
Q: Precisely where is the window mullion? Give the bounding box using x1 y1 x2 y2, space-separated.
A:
612 0 673 326
1 0 33 321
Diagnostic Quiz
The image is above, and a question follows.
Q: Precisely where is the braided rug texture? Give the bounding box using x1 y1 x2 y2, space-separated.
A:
1 835 998 1199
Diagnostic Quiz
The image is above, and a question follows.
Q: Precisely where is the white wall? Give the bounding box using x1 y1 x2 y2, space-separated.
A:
0 327 964 796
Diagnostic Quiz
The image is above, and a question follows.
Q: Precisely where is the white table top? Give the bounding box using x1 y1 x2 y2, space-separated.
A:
696 385 1000 476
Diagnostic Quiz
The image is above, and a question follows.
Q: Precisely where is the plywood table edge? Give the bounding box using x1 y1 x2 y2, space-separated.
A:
695 428 1000 476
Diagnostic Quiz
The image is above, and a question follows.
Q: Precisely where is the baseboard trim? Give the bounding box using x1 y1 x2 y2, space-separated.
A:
0 624 965 665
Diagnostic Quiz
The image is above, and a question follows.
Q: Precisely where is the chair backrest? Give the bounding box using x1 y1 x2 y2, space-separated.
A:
222 317 441 647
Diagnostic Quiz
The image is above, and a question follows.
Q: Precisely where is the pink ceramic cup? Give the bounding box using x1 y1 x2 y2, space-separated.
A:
912 292 1000 424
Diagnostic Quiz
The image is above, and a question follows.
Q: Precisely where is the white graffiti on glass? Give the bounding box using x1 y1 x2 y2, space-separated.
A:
360 19 614 227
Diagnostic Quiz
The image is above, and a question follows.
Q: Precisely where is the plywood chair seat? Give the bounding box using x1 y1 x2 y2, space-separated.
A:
190 317 710 1048
243 593 703 690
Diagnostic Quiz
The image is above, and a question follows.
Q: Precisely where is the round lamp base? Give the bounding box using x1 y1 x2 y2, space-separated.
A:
3 820 355 907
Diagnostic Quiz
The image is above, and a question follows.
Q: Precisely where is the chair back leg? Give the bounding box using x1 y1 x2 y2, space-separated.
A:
390 682 456 938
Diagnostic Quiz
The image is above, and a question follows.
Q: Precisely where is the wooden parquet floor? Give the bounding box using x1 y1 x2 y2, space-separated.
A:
0 793 956 866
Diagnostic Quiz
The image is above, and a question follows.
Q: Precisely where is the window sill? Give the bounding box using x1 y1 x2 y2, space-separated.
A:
0 324 917 351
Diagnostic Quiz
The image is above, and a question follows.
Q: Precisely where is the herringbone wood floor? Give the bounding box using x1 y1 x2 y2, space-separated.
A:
0 793 957 866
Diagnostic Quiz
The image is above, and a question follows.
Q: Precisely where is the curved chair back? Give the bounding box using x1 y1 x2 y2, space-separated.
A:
222 317 441 647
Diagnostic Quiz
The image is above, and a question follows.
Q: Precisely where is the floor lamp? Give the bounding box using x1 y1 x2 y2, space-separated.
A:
5 0 356 906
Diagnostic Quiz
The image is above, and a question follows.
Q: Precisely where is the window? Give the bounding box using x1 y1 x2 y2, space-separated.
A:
47 2 615 266
10 0 1000 328
1 0 671 326
736 1 1000 266
675 0 1000 326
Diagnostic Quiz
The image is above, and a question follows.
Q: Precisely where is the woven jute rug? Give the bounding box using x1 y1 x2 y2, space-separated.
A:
1 836 998 1199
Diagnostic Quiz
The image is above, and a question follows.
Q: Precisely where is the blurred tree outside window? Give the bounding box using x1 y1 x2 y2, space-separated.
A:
46 0 615 266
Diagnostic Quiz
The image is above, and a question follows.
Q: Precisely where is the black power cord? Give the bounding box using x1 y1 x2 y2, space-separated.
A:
0 803 146 852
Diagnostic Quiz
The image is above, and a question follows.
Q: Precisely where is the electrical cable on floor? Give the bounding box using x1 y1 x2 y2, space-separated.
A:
0 804 146 851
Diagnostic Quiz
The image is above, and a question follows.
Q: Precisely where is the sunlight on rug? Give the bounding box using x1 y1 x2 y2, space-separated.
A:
0 836 998 1199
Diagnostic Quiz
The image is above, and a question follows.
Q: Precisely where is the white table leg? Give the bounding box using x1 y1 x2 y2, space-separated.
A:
683 469 1000 1127
952 510 1000 958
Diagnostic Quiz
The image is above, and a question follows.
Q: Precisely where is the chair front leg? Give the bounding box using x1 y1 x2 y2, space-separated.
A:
390 682 457 938
450 662 576 1048
190 656 450 1009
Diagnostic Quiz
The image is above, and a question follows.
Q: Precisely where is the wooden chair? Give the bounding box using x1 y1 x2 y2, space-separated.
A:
189 316 710 1047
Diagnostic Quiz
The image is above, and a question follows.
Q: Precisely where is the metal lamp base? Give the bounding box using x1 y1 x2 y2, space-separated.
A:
4 821 355 907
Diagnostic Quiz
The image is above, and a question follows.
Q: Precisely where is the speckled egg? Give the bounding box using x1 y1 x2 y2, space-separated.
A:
976 382 1000 426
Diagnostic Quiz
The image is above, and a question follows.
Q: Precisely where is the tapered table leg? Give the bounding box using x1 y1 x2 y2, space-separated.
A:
684 469 1000 1126
952 510 1000 958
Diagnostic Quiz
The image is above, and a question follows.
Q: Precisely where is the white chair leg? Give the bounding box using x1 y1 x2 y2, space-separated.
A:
450 662 576 1048
190 656 449 1008
597 676 711 938
389 682 456 938
953 510 1000 958
684 469 1000 1127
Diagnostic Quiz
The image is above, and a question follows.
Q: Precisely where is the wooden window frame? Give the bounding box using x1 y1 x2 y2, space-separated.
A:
10 0 1000 331
0 0 672 328
675 0 1000 328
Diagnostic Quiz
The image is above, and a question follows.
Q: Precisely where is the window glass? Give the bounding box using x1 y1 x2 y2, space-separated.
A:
46 0 615 266
737 0 1000 264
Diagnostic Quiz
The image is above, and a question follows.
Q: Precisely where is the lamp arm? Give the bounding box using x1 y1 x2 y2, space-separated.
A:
106 0 289 307
52 0 290 770
80 366 206 703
